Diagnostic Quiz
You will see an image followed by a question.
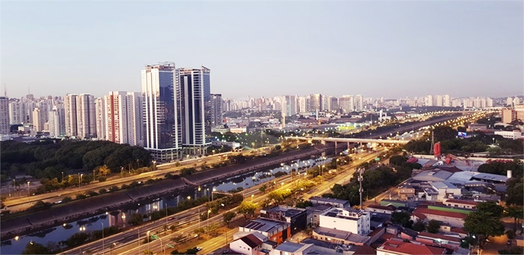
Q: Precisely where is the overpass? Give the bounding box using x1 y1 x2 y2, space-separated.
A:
285 136 409 145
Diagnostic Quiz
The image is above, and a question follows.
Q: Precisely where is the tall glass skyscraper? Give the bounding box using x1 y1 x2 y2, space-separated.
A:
142 63 180 162
176 66 210 155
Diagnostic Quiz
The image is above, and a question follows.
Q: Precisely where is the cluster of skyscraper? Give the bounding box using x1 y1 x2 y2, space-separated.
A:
0 63 224 162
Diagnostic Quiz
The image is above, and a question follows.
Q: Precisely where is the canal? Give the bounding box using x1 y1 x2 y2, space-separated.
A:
0 157 331 254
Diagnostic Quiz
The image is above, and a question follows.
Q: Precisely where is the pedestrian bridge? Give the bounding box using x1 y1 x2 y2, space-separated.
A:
284 136 409 145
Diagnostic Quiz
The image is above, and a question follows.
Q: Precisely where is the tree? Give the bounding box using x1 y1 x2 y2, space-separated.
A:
65 232 90 247
129 213 144 226
505 229 516 240
464 202 505 249
412 220 426 232
427 220 441 234
391 211 411 227
505 205 524 231
22 242 51 254
237 201 257 219
223 211 236 227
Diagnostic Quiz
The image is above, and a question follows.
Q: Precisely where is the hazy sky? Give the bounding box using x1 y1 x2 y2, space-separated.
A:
1 0 523 99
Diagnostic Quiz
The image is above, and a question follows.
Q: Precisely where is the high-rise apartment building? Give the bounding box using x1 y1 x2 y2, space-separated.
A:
339 95 354 113
64 94 96 139
32 107 43 132
0 97 9 134
309 94 322 112
425 95 433 106
210 94 223 129
443 95 451 107
355 94 363 112
142 63 180 162
176 67 210 154
95 97 106 140
329 96 338 111
282 95 297 116
105 91 143 146
48 106 61 137
8 99 22 125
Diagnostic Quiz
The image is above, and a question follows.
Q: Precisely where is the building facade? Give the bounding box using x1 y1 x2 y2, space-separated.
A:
142 63 180 162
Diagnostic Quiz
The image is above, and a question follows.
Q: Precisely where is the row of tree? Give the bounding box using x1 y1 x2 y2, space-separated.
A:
1 139 152 181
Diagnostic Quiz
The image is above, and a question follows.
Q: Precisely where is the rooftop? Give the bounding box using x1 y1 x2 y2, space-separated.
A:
444 199 478 206
472 172 508 183
413 170 453 182
242 218 289 234
274 241 305 252
240 233 263 248
379 238 446 255
314 226 371 244
310 196 350 206
413 207 467 220
417 232 461 243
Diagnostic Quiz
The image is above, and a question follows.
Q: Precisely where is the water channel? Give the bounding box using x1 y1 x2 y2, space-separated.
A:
0 157 332 254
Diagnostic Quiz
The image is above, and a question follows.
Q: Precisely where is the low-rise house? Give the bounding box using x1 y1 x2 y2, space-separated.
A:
416 232 461 249
319 207 371 235
431 182 461 201
410 207 467 228
377 238 446 255
269 241 314 255
313 226 371 246
310 196 351 208
238 218 291 244
260 206 307 234
366 205 396 215
306 203 332 227
230 233 265 255
443 199 478 209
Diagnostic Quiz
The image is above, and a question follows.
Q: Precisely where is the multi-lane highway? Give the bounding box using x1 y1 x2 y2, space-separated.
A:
59 150 385 255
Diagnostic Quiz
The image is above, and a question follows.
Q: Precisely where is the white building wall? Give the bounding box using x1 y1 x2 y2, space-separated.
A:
319 209 371 235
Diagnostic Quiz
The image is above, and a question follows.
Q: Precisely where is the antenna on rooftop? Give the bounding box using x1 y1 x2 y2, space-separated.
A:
358 168 364 210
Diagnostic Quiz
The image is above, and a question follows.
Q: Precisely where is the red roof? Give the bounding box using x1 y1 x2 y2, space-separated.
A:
413 207 467 220
354 244 377 255
411 211 427 220
451 227 467 234
379 239 446 255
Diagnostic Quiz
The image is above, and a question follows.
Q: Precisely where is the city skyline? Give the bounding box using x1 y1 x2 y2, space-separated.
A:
1 1 523 99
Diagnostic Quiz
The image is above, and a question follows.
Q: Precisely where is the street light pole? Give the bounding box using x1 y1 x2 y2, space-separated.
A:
27 181 30 196
101 222 105 255
147 230 151 252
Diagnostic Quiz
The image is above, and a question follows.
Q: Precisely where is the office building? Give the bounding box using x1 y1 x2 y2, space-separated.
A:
142 63 180 162
176 67 210 155
48 106 61 137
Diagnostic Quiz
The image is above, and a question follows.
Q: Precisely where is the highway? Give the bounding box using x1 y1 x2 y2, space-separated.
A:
59 150 384 255
3 149 267 212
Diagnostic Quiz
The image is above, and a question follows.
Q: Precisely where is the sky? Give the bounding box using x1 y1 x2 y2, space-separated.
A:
1 0 523 100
